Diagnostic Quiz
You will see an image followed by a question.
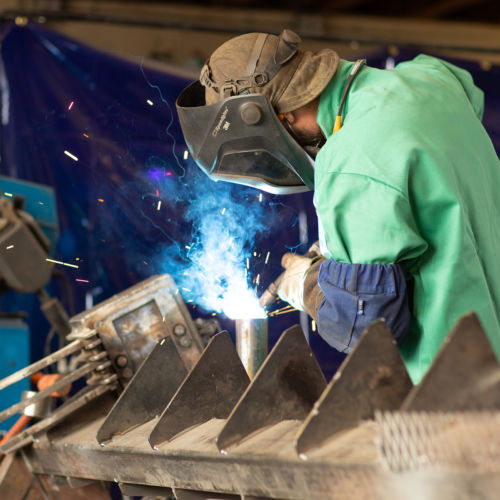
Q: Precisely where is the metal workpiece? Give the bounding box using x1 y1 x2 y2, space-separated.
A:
149 332 250 449
217 325 326 452
376 410 500 473
69 274 204 384
97 336 187 444
235 318 268 379
401 312 500 411
295 320 413 456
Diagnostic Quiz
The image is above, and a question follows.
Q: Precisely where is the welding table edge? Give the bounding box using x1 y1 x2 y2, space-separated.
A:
19 413 384 498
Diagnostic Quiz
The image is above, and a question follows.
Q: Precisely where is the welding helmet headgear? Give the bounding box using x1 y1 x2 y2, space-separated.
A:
176 29 338 194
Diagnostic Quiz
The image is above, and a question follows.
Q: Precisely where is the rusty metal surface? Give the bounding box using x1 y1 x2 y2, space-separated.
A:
149 332 250 448
217 325 326 452
119 482 173 497
97 336 187 444
21 412 500 500
69 274 204 384
401 313 500 411
235 318 268 379
295 320 413 456
376 411 500 473
175 488 241 499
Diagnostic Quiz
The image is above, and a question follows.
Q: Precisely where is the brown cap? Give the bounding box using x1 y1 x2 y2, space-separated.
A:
201 29 338 114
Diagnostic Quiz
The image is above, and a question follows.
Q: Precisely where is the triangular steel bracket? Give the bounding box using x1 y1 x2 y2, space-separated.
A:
96 336 187 444
295 319 412 455
216 324 326 452
402 312 500 411
149 331 249 449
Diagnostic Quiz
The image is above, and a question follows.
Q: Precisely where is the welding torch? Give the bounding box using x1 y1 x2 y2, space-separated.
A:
259 242 321 310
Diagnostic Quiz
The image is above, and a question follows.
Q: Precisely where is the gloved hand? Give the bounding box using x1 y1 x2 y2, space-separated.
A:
276 253 314 311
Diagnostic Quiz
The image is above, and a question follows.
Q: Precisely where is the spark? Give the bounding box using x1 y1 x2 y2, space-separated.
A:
246 258 250 269
265 251 270 264
45 258 79 269
4 192 12 197
259 193 263 202
75 279 89 283
311 319 316 332
144 261 148 266
185 245 191 250
83 133 89 138
155 189 159 196
211 312 216 316
166 171 172 176
221 207 226 215
182 288 191 292
157 200 162 210
253 252 257 257
256 274 260 285
6 245 14 250
147 99 154 106
183 150 189 160
38 201 44 205
64 150 78 162
97 198 104 203
68 101 74 110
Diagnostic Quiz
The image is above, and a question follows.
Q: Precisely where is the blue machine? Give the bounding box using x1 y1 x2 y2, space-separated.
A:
0 176 58 431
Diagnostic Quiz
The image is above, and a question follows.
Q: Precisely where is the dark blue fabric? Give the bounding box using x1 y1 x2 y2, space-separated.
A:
316 258 411 352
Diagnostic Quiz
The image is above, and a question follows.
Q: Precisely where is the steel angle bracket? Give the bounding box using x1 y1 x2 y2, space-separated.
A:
149 331 249 448
97 336 187 444
402 312 500 411
217 324 326 452
295 319 412 455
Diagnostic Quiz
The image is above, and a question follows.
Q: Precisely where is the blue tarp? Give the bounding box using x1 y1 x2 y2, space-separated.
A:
1 20 499 377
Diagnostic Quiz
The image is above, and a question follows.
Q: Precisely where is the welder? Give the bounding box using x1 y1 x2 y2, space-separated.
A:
176 29 500 383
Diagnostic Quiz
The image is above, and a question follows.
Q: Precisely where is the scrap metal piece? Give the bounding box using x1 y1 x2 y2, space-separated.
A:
217 325 326 452
295 320 412 455
0 361 99 424
376 410 500 473
149 331 249 448
402 312 500 411
0 382 117 454
97 336 187 444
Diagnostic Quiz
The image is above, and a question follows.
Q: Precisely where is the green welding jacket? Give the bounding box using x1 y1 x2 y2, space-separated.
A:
313 54 500 384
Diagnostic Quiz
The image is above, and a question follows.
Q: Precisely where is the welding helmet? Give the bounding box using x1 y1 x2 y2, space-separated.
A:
176 29 338 195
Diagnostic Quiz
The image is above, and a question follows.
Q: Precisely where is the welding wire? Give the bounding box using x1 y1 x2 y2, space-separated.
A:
0 339 84 391
0 362 99 424
269 307 297 316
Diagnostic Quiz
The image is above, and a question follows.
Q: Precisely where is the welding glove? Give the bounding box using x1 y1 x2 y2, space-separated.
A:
277 245 326 318
277 253 311 311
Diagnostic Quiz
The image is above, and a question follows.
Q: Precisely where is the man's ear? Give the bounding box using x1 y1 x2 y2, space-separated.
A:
284 111 296 124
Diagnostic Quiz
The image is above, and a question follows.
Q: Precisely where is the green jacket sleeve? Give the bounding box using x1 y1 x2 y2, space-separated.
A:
314 172 428 266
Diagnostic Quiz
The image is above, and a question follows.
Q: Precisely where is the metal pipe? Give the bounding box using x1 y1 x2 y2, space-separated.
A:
235 318 268 379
